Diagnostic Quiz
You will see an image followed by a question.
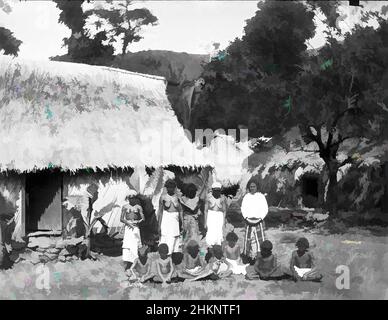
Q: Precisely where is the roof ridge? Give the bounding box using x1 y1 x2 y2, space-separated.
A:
100 66 167 82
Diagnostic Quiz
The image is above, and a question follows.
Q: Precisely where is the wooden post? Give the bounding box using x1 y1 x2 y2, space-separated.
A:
62 174 68 238
20 175 26 237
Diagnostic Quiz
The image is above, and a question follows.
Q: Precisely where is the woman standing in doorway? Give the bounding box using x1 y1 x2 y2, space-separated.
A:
121 190 145 271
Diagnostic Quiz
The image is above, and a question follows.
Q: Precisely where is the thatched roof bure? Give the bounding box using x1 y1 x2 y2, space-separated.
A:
0 55 212 172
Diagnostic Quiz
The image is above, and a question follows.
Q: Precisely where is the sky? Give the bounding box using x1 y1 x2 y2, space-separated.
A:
0 1 386 61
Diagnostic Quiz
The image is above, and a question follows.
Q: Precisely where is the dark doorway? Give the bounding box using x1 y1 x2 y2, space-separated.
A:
301 175 319 208
25 171 62 232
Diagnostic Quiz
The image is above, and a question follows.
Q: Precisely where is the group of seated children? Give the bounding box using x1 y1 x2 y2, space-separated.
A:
246 237 323 282
127 232 322 286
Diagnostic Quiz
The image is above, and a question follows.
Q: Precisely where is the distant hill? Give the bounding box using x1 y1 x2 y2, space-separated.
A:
112 50 209 85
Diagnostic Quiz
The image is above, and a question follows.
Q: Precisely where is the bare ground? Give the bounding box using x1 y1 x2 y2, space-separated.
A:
1 227 388 300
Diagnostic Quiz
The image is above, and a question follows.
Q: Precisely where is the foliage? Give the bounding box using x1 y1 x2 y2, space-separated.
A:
52 0 114 65
0 1 22 56
86 0 158 55
0 27 22 56
191 1 388 214
191 1 316 137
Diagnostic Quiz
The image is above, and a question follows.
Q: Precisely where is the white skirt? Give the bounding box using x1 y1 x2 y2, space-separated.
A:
206 210 224 246
294 266 312 278
122 226 141 263
226 258 248 275
160 211 181 254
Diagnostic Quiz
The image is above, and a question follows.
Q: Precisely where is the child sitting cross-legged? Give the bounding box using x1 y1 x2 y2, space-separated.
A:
153 243 174 287
223 231 249 275
208 245 233 280
181 240 213 281
245 240 288 280
171 252 186 283
128 245 154 284
290 237 323 282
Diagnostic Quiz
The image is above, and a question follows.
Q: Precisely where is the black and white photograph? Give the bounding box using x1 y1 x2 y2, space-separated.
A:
0 0 388 302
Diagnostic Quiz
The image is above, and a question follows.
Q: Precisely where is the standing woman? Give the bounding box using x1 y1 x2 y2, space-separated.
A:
241 180 268 262
205 182 227 247
158 180 183 255
121 190 145 271
180 183 204 244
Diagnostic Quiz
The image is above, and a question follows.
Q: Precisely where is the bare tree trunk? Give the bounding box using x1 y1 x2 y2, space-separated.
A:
122 39 129 55
324 163 339 216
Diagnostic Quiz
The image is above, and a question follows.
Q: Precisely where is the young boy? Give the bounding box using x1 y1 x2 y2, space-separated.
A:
208 245 233 279
290 237 323 282
246 240 286 280
171 252 185 283
223 231 248 275
128 245 154 283
153 243 174 287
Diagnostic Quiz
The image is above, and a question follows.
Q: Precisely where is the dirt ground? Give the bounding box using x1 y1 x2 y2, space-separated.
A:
1 227 388 300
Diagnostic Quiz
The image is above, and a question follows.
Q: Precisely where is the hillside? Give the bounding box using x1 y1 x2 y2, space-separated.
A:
112 50 208 85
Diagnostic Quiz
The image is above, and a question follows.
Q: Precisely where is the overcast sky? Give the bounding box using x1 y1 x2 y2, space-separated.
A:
0 1 386 61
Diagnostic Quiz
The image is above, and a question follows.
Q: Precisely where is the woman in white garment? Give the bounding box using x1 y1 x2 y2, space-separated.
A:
120 190 145 271
241 180 269 262
205 182 227 247
158 179 183 255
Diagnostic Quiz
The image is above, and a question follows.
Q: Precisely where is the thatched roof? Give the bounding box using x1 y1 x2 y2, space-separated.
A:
0 55 215 172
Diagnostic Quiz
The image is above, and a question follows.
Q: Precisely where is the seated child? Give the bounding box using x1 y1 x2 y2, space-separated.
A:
128 246 154 283
246 240 287 280
171 252 185 282
181 240 213 281
153 243 174 287
290 237 322 282
208 245 233 279
223 231 249 275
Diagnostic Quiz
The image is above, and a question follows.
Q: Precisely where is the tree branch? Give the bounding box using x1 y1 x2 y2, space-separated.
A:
330 135 353 148
303 126 325 152
292 148 320 153
327 94 359 148
339 155 354 168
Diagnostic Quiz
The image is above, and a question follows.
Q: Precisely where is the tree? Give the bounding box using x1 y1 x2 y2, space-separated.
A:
291 22 388 215
52 0 114 65
87 0 158 55
0 0 22 56
191 1 316 138
191 1 388 215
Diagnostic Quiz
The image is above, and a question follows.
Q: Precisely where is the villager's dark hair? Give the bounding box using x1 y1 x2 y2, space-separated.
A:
260 240 273 252
171 252 184 265
158 243 169 255
185 183 198 198
296 237 310 249
226 231 238 243
186 239 199 252
165 179 177 188
246 179 259 190
212 245 223 259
